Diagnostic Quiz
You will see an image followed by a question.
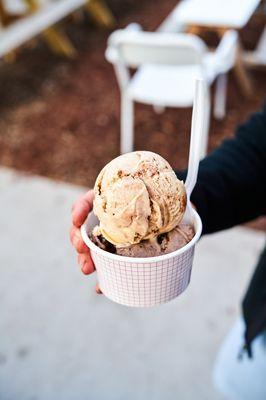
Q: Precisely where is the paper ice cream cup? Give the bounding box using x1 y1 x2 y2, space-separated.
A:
81 210 202 307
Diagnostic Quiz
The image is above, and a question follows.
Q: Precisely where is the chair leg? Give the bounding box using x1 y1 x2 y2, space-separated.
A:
200 87 211 159
121 95 134 154
214 73 227 119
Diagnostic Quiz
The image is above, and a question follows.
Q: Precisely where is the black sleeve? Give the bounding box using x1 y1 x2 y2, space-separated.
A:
177 103 266 234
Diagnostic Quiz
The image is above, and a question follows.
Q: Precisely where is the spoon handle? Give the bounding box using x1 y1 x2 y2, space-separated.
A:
185 78 208 201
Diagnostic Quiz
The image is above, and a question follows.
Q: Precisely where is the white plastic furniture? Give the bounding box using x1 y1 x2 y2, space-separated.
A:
244 26 266 66
2 0 28 15
245 0 266 65
159 0 261 31
106 25 238 155
0 0 88 57
159 0 265 67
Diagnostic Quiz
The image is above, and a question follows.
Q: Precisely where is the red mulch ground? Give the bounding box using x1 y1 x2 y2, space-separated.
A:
0 0 265 203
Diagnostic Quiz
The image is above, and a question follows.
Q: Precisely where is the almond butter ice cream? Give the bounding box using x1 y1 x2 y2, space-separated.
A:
93 151 187 247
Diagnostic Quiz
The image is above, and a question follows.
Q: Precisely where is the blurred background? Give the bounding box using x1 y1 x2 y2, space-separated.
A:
0 0 266 185
0 1 265 399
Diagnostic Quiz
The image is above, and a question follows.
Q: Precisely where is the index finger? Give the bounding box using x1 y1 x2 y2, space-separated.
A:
72 190 94 228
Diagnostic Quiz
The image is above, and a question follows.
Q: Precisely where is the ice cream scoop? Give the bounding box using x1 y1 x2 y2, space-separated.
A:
116 224 194 257
93 151 186 247
90 223 194 258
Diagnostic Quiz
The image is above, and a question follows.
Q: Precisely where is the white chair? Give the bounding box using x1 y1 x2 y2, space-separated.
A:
105 24 238 155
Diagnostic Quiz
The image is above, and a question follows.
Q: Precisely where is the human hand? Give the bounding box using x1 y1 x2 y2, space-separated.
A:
70 189 101 293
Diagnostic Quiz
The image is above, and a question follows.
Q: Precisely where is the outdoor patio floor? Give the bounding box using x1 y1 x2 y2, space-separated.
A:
0 167 265 400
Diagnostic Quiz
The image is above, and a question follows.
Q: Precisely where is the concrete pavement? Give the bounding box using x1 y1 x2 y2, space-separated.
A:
0 167 265 400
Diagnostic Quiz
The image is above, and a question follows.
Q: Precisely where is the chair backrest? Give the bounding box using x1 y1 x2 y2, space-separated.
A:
106 29 207 68
215 30 238 73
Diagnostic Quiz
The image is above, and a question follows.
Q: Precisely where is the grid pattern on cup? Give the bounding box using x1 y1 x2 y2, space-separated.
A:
91 246 195 307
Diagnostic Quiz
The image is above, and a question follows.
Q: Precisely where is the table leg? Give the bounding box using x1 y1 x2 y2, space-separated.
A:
0 0 8 25
24 0 76 58
186 25 203 36
186 24 254 97
23 0 38 12
42 27 77 58
234 43 253 97
85 0 116 28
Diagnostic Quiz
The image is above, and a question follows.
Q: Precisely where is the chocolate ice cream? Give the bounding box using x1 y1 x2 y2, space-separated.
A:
90 223 194 258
